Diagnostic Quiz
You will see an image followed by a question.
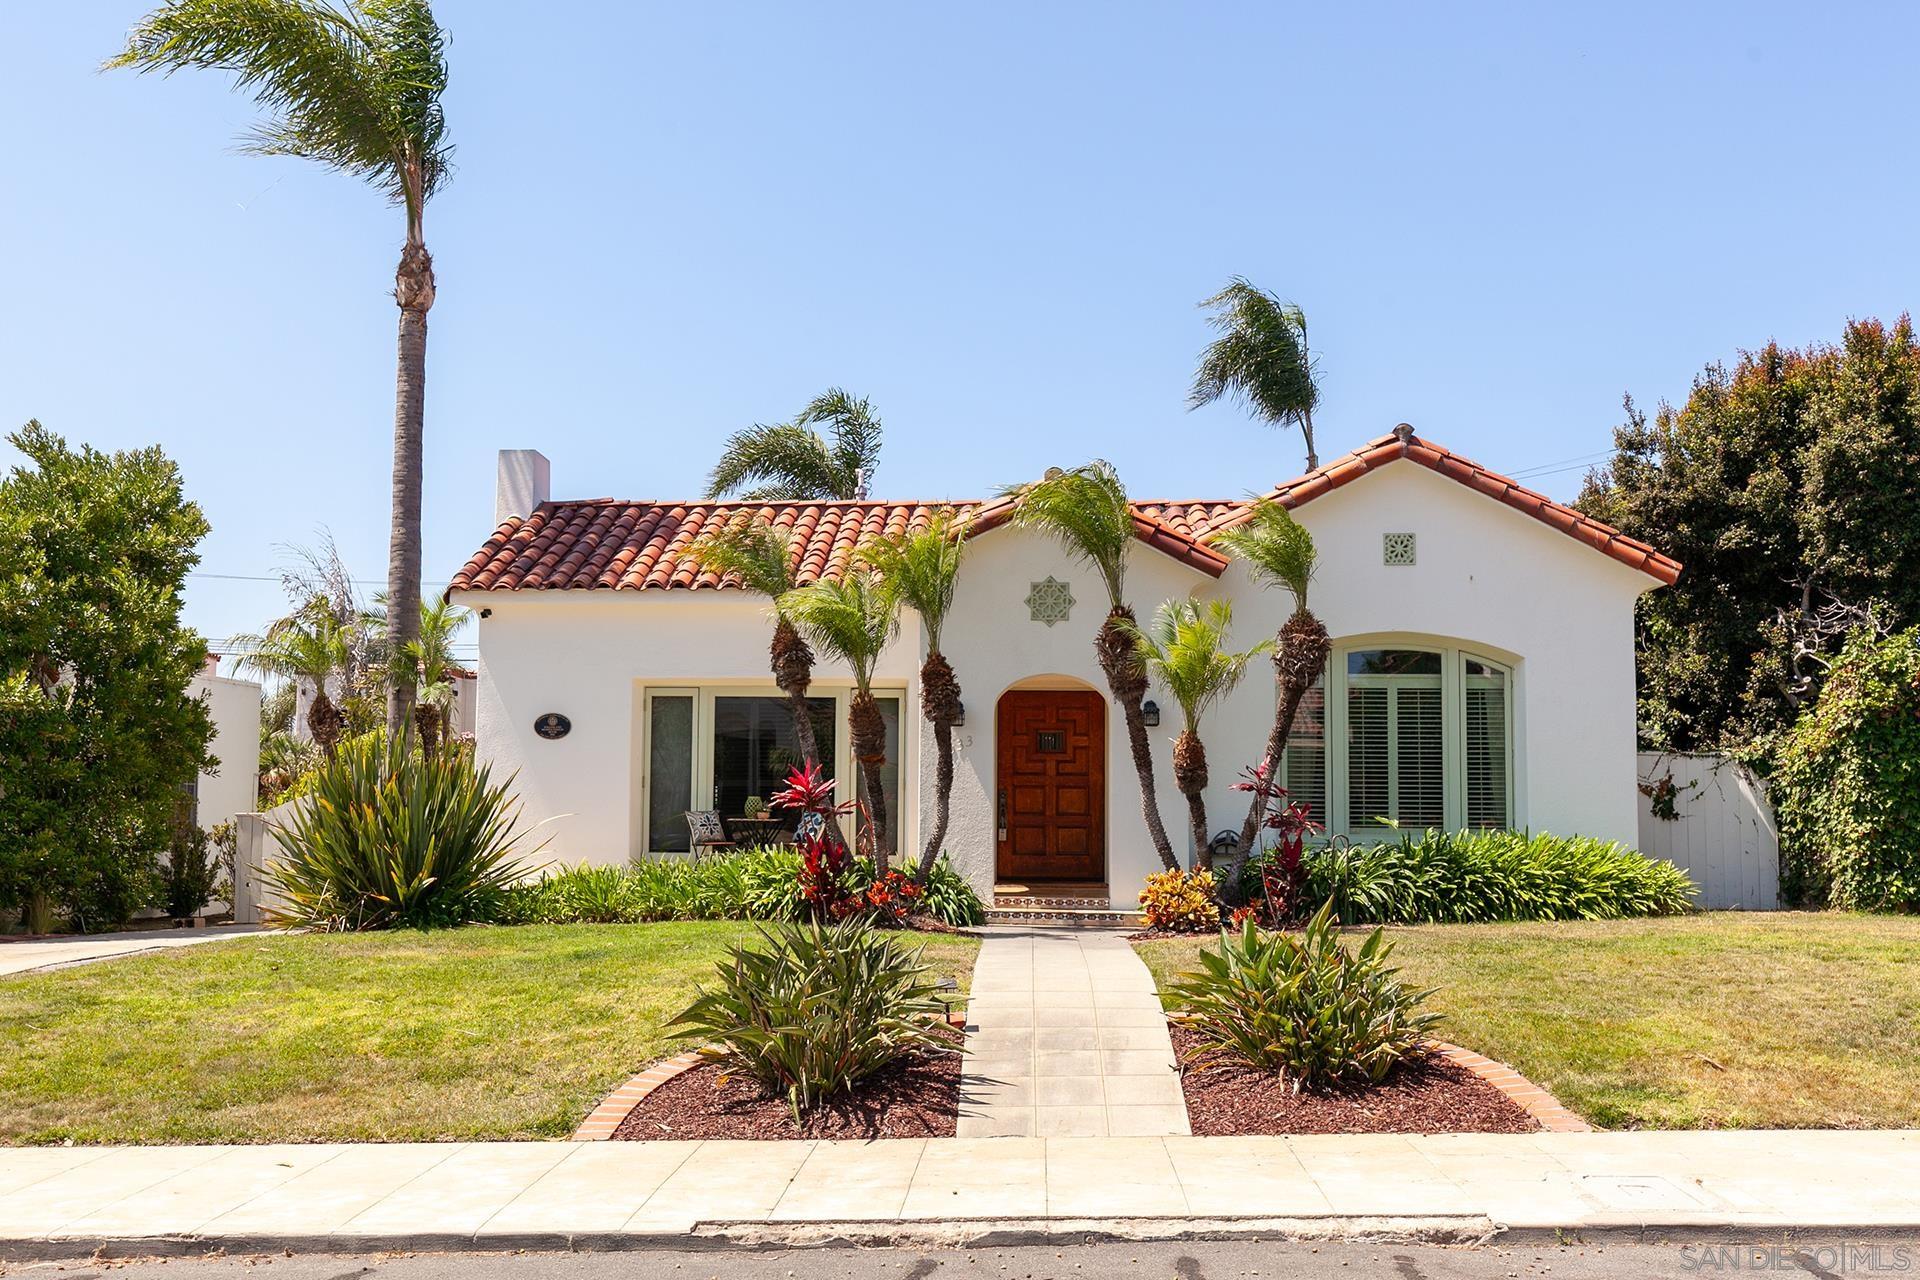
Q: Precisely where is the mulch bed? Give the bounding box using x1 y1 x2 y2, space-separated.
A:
611 1030 962 1141
1169 1024 1538 1136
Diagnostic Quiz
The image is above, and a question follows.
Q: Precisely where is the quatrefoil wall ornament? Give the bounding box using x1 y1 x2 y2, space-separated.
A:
1025 576 1075 627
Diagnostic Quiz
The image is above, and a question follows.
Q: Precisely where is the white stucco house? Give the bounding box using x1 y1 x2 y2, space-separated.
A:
448 426 1680 909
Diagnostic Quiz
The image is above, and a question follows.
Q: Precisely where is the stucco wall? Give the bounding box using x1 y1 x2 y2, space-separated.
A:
460 457 1656 903
191 673 261 830
450 591 923 864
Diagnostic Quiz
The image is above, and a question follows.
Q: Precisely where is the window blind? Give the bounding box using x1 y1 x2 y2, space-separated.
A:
1347 685 1390 827
1464 659 1509 829
1395 685 1445 828
1282 682 1327 826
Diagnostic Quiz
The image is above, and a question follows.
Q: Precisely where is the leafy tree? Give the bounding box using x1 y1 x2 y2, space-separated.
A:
707 388 883 500
0 422 213 931
1772 627 1920 911
1126 599 1269 869
111 0 454 744
1003 461 1180 870
689 516 824 770
781 569 903 871
1577 318 1920 749
861 512 969 882
1190 278 1321 470
1214 499 1329 859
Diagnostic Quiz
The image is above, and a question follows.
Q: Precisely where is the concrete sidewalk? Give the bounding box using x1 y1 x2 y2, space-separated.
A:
3 1130 1918 1255
0 925 265 977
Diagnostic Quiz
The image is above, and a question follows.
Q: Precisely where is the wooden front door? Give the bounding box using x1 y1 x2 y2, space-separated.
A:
996 689 1105 881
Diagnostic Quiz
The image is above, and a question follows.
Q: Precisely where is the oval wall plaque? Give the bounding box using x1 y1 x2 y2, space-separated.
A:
534 712 572 740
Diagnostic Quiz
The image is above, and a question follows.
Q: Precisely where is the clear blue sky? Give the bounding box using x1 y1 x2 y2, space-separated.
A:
4 3 1916 662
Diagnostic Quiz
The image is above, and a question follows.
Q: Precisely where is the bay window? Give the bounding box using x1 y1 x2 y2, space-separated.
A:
1278 642 1515 837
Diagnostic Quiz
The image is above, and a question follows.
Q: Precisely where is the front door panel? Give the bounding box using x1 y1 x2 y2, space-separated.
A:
996 689 1105 881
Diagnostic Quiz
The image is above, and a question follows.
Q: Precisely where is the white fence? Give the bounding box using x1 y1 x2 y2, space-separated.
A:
1636 751 1780 910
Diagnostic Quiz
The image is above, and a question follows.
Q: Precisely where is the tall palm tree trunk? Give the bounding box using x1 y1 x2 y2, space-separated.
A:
1173 731 1211 871
1236 610 1331 856
384 237 434 744
1098 607 1179 871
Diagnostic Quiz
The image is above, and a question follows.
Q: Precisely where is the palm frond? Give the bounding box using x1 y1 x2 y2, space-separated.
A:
796 387 883 500
779 568 901 690
1213 498 1317 613
705 421 846 501
1124 598 1270 730
859 510 968 652
234 607 351 685
1190 277 1319 430
108 0 452 223
998 460 1132 606
687 515 798 601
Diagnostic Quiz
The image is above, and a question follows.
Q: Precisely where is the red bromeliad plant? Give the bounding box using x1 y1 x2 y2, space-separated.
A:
772 764 859 920
1231 760 1322 926
772 764 927 924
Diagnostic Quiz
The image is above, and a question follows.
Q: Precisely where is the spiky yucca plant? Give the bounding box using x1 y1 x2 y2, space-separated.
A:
1003 461 1179 870
1214 499 1331 862
265 736 538 930
861 511 969 882
690 515 823 769
1126 599 1270 869
781 568 903 871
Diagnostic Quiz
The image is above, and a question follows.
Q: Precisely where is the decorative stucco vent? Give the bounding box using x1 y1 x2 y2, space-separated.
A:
1025 576 1075 627
1383 532 1417 566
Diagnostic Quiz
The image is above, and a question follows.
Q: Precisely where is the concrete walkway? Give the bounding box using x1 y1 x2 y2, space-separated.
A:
0 925 266 977
3 1131 1919 1255
958 927 1189 1138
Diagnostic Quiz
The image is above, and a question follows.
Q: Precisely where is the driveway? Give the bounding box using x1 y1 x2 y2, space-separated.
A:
0 925 266 977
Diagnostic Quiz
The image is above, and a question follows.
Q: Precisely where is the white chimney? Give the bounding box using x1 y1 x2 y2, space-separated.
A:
495 449 551 526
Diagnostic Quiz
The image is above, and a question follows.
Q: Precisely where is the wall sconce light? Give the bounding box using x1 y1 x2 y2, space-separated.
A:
1141 699 1160 728
952 702 966 727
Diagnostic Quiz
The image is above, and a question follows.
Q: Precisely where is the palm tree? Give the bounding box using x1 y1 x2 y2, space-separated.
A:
1002 461 1180 871
861 511 969 882
1214 499 1330 860
780 568 902 871
111 0 454 744
1190 278 1320 471
390 596 468 758
1126 599 1269 870
688 516 823 770
235 602 354 758
707 388 882 500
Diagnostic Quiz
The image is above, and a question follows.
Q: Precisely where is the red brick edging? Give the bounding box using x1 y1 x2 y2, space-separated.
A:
571 1050 710 1141
1431 1041 1592 1133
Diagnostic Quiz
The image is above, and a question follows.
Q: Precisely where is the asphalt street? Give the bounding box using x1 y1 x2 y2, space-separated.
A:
5 1237 1914 1280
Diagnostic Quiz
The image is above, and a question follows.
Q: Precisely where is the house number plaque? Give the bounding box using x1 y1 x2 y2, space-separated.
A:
534 713 572 740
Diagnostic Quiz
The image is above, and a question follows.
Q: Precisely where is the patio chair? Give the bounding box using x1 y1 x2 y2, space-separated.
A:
683 809 734 857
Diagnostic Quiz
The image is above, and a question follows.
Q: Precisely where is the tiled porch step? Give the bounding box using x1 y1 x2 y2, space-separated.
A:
984 906 1145 929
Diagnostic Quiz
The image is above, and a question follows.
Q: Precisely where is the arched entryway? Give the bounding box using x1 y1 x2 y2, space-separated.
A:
994 685 1106 882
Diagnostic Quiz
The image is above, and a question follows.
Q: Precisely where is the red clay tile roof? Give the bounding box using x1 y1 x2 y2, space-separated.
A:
448 431 1679 594
1199 429 1682 586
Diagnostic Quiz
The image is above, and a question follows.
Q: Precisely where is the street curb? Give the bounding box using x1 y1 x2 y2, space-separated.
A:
15 1217 1920 1260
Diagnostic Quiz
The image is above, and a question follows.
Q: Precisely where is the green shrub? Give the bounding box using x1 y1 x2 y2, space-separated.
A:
160 820 220 919
266 737 539 930
1167 903 1442 1091
1774 627 1920 911
670 920 951 1119
496 848 986 927
897 856 987 927
1305 829 1696 925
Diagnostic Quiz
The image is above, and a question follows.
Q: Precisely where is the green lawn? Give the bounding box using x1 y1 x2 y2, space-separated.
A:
0 923 977 1145
1135 912 1920 1131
